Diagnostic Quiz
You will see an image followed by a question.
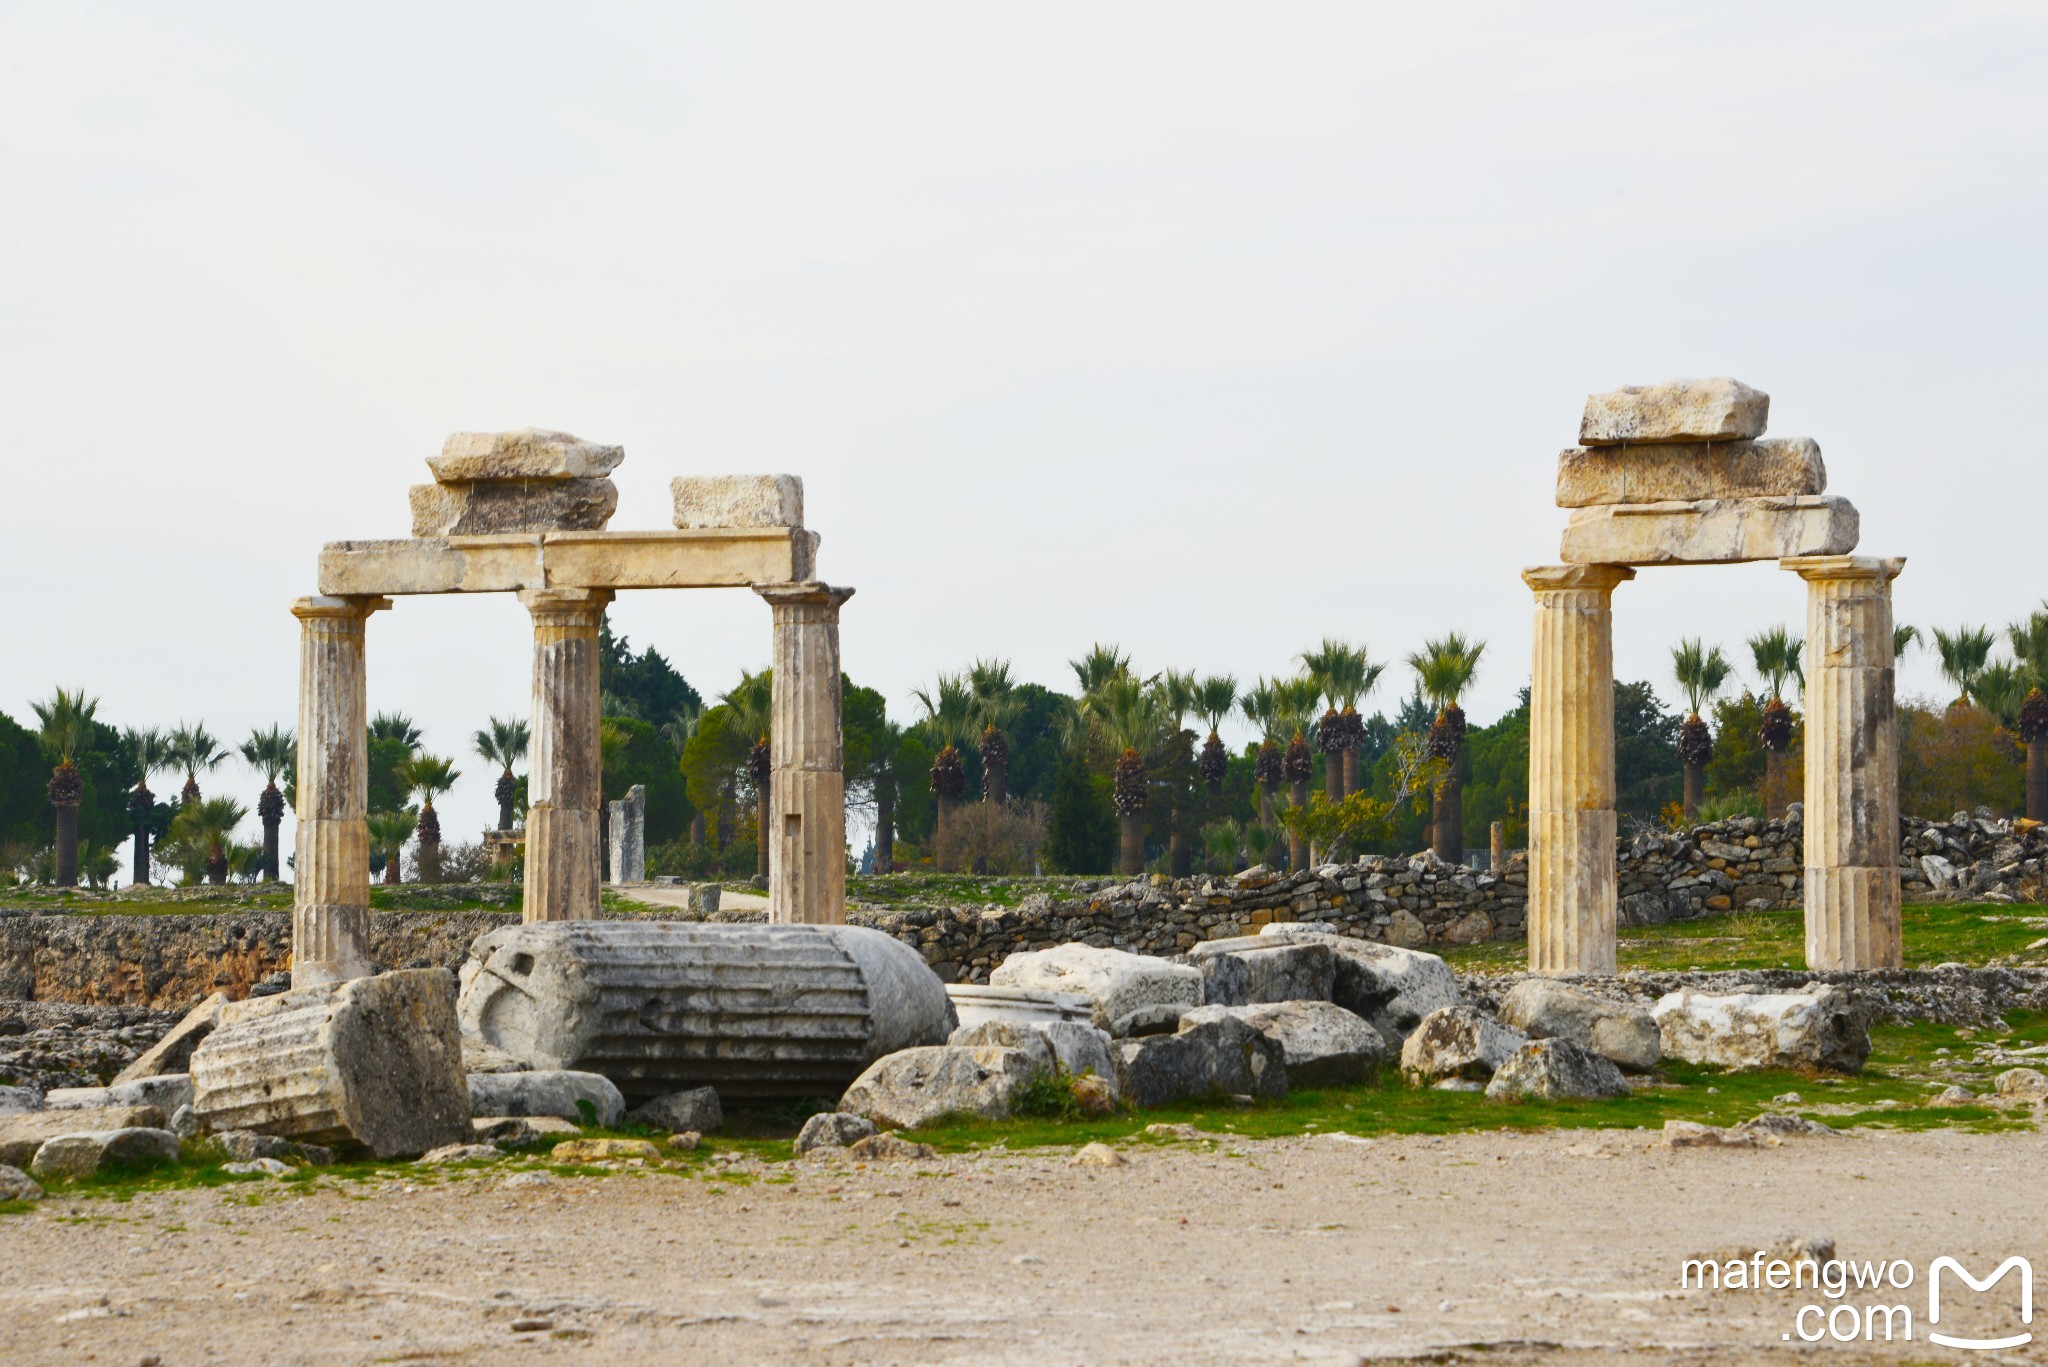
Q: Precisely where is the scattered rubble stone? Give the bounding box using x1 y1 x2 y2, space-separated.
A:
794 1112 876 1155
0 1163 44 1201
29 1127 180 1180
1179 1001 1387 1087
1400 1006 1526 1085
1498 980 1661 1072
625 1086 722 1134
1113 1014 1287 1109
1654 985 1872 1073
467 1070 626 1128
1484 1039 1631 1101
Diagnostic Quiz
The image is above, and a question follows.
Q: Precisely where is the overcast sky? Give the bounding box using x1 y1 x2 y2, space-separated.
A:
3 3 2044 862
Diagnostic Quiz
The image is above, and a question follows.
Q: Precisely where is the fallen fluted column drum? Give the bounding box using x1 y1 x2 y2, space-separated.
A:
455 921 957 1100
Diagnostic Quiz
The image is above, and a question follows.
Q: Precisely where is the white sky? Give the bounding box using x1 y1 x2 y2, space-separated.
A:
3 3 2045 861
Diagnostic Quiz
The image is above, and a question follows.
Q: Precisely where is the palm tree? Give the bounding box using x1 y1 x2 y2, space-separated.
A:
1933 626 1996 708
1893 623 1921 663
366 807 418 886
32 688 99 887
1274 675 1322 870
164 721 226 807
1194 674 1238 802
168 796 247 885
1300 640 1352 802
914 672 975 871
1969 662 2026 728
400 752 460 884
1069 643 1132 698
2011 605 2048 822
1747 627 1804 819
1088 675 1164 876
1409 634 1488 862
238 725 297 882
722 669 774 878
1304 641 1386 797
968 659 1021 806
369 712 424 749
1669 638 1732 821
1239 679 1287 868
123 726 173 887
1157 671 1201 877
471 715 530 833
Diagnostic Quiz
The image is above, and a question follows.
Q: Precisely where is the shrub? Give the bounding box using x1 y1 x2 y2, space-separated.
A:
936 800 1049 875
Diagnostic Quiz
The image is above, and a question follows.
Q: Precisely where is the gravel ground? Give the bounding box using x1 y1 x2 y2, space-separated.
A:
2 1125 2043 1365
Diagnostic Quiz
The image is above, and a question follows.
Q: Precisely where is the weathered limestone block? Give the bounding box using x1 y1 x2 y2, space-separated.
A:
1399 1006 1526 1084
838 1045 1046 1129
1555 438 1824 507
1652 985 1871 1073
1189 937 1334 1007
29 1127 180 1180
113 994 225 1082
1180 1001 1387 1087
428 429 625 483
1113 1014 1288 1108
1497 980 1661 1072
672 474 804 529
944 984 1094 1032
189 969 472 1159
607 784 646 885
626 1086 723 1133
1579 377 1769 444
949 1018 1118 1096
0 1106 167 1168
1257 925 1460 1045
0 1088 37 1115
465 1070 625 1127
990 943 1202 1037
794 1111 875 1155
1484 1039 1631 1101
409 479 618 537
1561 496 1857 566
47 1075 193 1114
0 1164 42 1201
457 921 956 1101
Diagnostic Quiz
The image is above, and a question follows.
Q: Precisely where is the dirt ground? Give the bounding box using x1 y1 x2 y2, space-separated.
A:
3 1125 2042 1367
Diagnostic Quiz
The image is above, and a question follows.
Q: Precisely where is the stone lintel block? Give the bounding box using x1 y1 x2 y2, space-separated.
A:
1579 377 1769 444
672 474 804 529
318 529 818 596
428 429 624 483
1555 438 1824 508
409 478 618 537
1560 496 1857 566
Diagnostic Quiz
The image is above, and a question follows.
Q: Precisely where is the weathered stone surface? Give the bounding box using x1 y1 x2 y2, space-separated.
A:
844 1132 934 1161
757 583 856 926
1734 1112 1840 1141
1257 926 1460 1045
1652 985 1872 1073
428 429 625 483
1580 378 1769 444
1070 1141 1127 1167
838 1045 1046 1129
0 1105 166 1168
113 994 225 1082
671 474 804 529
465 1070 626 1128
1556 437 1823 508
475 1115 576 1146
1189 937 1334 1007
949 1018 1118 1102
990 943 1201 1037
418 1143 502 1165
190 969 472 1159
1483 1038 1630 1101
1995 1067 2048 1099
794 1111 876 1155
48 1074 193 1115
458 921 955 1101
1399 1006 1526 1084
551 1138 660 1163
409 478 619 537
1560 496 1858 566
0 1163 43 1201
626 1086 723 1134
320 528 818 598
1112 1014 1288 1109
1664 1119 1755 1149
1180 1001 1387 1088
30 1127 180 1180
0 1087 41 1114
607 784 647 885
944 984 1094 1031
1497 980 1662 1072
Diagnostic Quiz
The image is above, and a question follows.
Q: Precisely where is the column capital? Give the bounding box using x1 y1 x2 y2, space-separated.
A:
1780 555 1906 584
754 582 856 611
1522 564 1635 593
292 594 391 622
517 586 614 621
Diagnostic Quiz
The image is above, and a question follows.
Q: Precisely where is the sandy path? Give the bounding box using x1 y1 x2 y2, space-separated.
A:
4 1125 2042 1366
620 884 770 913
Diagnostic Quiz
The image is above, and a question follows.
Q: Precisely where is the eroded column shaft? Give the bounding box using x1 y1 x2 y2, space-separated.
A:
291 594 388 987
1523 565 1632 974
522 588 612 923
756 583 855 924
1786 555 1905 970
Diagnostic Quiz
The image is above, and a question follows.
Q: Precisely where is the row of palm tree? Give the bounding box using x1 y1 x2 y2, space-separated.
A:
1925 607 2048 820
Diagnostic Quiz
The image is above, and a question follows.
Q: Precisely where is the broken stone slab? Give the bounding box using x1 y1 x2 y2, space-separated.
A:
552 1137 660 1163
0 1087 40 1115
1579 377 1769 444
1112 1014 1288 1109
189 968 472 1160
1179 1001 1387 1088
944 984 1095 1032
113 993 225 1083
427 429 625 483
671 474 804 529
0 1106 167 1168
0 1164 43 1201
1256 925 1461 1046
949 1018 1117 1096
1664 1119 1755 1149
212 1129 331 1165
29 1127 180 1181
1497 980 1662 1073
1560 496 1858 566
625 1086 723 1134
1484 1038 1631 1101
1555 438 1824 508
417 1144 503 1165
1734 1113 1840 1142
838 1045 1047 1130
457 921 955 1101
1188 937 1335 1007
409 478 619 537
794 1112 876 1155
989 943 1202 1037
1652 985 1872 1073
465 1070 625 1128
845 1132 935 1161
1399 1006 1527 1085
47 1075 193 1115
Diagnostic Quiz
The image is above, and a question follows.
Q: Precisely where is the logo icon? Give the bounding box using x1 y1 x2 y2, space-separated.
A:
1928 1256 2033 1351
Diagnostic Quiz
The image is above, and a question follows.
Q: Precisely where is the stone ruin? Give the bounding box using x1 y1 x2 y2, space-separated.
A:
1522 379 1904 975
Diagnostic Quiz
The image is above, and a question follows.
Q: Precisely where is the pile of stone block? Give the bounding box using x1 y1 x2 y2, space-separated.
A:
1555 378 1858 565
410 428 623 536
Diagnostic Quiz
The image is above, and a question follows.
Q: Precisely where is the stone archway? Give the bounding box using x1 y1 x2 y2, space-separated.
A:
1522 380 1903 974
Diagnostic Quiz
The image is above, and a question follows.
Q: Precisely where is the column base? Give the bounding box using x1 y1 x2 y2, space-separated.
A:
526 804 602 922
1527 809 1617 975
292 902 372 987
1804 865 1902 970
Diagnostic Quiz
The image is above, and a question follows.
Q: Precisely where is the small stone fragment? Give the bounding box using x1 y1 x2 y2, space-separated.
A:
844 1132 935 1162
222 1157 293 1177
550 1138 661 1164
418 1143 503 1165
625 1086 722 1134
1994 1067 2048 1099
1399 1006 1526 1085
1484 1038 1631 1101
0 1163 44 1201
1069 1074 1116 1117
794 1112 876 1155
29 1127 181 1180
1926 1085 1977 1108
1733 1113 1839 1141
670 474 804 529
669 1131 701 1152
1580 377 1769 444
428 429 624 482
1069 1142 1127 1167
1663 1120 1755 1149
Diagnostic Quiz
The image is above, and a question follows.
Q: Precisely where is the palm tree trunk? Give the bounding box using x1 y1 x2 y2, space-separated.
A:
54 803 79 887
1683 764 1705 822
1120 811 1144 875
755 796 770 879
875 780 895 874
1342 749 1360 798
988 759 1008 807
497 770 516 833
1325 753 1341 802
933 796 954 873
1762 749 1784 820
1169 816 1190 878
1432 767 1464 864
384 850 402 885
207 841 228 886
262 812 281 882
1288 779 1309 871
131 813 151 888
2028 739 2046 823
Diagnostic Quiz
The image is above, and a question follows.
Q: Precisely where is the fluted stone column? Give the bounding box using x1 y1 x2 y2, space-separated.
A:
1785 555 1905 970
291 594 389 987
1523 564 1633 974
755 583 855 924
521 587 613 923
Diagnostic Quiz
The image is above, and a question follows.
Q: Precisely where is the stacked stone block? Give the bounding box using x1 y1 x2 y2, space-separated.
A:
409 428 623 536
